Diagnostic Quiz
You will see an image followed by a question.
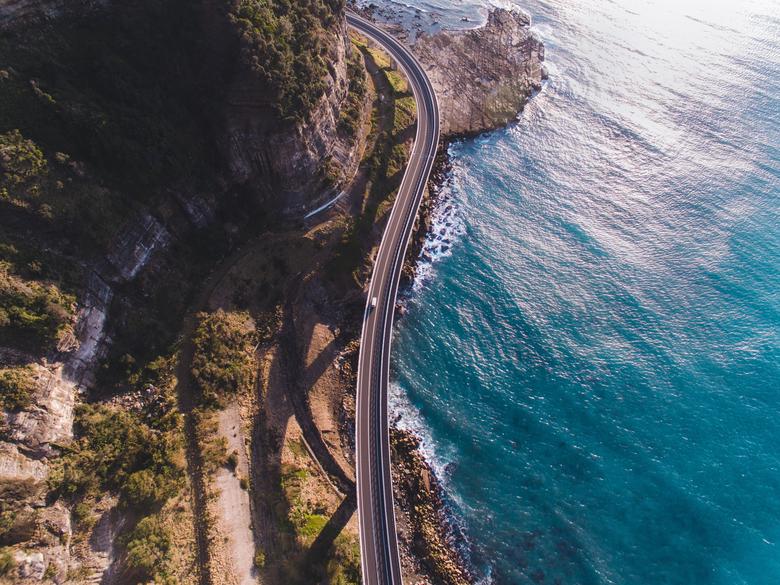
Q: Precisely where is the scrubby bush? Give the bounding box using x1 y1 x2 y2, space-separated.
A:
0 365 37 412
123 468 180 509
52 403 183 509
0 548 14 576
0 261 75 351
254 549 265 569
191 309 256 407
124 515 171 581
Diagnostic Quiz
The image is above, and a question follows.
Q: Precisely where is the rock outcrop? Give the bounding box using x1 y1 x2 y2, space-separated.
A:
413 7 546 136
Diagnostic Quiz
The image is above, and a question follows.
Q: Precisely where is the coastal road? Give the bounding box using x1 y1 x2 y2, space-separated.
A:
347 12 440 585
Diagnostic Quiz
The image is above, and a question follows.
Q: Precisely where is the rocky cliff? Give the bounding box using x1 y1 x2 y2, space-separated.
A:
413 7 546 137
221 17 360 216
200 0 365 217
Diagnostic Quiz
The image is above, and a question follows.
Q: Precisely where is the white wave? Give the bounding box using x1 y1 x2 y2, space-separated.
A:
389 380 492 582
412 173 467 293
388 381 453 480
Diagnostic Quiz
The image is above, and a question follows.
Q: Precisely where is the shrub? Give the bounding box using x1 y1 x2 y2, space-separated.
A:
0 261 75 351
124 515 170 581
72 501 97 530
254 549 265 569
191 309 256 407
226 451 238 470
123 468 180 509
0 548 14 576
0 365 37 411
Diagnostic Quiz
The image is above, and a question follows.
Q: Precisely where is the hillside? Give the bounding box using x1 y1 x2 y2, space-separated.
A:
0 0 365 582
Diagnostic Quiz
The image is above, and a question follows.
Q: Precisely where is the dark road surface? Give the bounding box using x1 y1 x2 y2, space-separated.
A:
347 12 440 585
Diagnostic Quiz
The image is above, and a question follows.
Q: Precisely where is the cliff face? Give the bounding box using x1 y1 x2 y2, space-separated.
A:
413 8 546 136
210 2 361 216
222 29 351 215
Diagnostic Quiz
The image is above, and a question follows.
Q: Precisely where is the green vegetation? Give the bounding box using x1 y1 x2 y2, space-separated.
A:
49 357 186 579
0 261 75 352
299 513 328 538
394 96 417 135
339 45 368 142
327 534 361 585
0 129 128 250
0 365 36 412
0 501 36 546
0 129 46 201
230 0 346 121
0 548 14 576
385 69 409 96
191 309 256 408
366 47 392 70
52 402 184 508
194 409 229 475
53 356 185 509
254 549 266 569
123 515 171 582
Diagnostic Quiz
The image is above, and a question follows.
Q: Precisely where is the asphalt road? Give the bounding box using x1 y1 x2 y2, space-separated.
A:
347 12 440 585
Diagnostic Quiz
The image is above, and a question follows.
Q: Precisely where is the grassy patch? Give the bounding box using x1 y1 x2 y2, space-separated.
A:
299 513 328 538
385 69 409 96
191 309 256 408
394 96 417 135
367 47 392 70
194 409 229 475
0 365 36 412
327 534 361 585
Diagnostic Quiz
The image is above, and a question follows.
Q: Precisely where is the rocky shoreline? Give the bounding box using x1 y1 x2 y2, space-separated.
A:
391 429 472 585
383 4 548 584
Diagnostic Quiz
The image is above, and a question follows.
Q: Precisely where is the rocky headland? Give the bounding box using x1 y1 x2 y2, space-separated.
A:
358 3 547 137
415 7 546 137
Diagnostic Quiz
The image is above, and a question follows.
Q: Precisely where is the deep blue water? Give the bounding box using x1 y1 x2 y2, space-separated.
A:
370 0 780 583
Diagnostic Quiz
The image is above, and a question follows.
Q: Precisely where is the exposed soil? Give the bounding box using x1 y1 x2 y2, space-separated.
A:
213 402 256 585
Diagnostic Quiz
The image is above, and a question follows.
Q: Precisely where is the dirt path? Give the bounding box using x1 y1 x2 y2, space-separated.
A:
214 402 257 585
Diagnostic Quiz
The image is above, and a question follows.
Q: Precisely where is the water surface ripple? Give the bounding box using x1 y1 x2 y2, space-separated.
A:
380 0 780 583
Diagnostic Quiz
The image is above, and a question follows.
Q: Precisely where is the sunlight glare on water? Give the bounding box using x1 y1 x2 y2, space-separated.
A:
376 0 780 583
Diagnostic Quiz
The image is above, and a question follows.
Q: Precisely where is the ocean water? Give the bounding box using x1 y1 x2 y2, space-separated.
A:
374 0 780 583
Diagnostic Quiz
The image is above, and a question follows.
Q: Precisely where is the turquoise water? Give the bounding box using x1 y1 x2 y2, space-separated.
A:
381 0 780 583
